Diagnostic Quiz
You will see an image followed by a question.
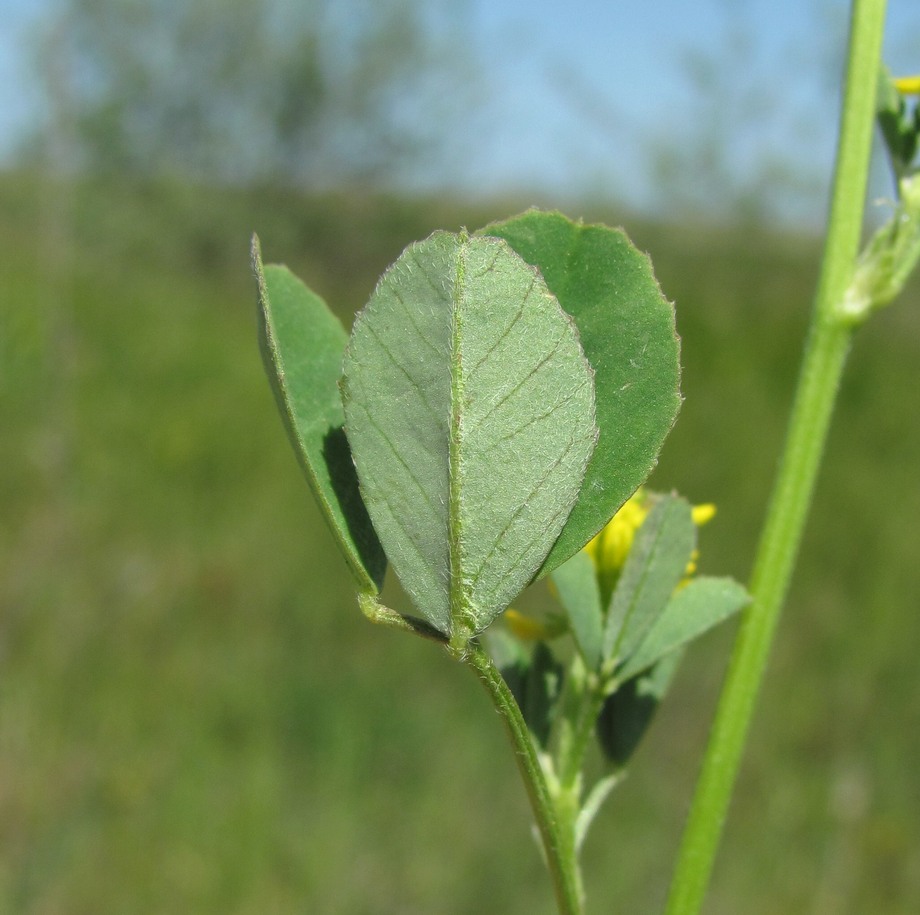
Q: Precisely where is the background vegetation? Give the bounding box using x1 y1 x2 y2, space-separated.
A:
2 0 919 911
2 170 919 913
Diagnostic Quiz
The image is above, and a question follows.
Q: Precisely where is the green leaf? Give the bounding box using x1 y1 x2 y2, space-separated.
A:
253 236 386 593
341 231 597 645
481 211 681 573
550 550 604 670
603 495 695 664
616 576 749 682
841 172 920 323
596 651 681 768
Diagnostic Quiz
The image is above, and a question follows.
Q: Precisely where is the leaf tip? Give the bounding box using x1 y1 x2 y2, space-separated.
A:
250 233 266 281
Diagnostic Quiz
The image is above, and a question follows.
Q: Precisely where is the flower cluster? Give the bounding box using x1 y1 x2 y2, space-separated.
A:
506 489 716 641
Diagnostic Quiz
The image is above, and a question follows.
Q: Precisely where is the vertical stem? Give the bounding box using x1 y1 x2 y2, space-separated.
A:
464 642 584 915
664 1 888 912
559 677 606 791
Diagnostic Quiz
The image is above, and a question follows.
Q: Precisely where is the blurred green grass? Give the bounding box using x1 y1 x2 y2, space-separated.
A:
2 173 919 913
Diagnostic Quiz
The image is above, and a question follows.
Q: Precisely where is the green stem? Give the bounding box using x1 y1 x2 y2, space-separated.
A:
664 1 888 912
464 642 584 915
559 672 606 791
550 664 607 895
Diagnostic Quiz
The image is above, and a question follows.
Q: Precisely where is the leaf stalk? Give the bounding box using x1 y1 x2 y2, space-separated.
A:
464 642 585 915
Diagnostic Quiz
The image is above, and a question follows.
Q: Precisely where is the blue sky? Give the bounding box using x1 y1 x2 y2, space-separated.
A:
1 0 917 221
457 0 919 219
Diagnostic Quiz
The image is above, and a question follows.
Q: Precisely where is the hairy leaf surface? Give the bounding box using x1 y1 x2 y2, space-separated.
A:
482 211 681 574
342 232 597 642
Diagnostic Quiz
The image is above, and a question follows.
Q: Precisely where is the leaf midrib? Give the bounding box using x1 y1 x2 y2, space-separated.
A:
448 237 472 646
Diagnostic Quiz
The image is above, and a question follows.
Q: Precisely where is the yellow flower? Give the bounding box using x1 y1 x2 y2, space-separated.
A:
894 75 920 96
691 502 717 526
584 490 650 574
587 490 716 600
504 491 716 640
585 491 715 572
504 608 567 641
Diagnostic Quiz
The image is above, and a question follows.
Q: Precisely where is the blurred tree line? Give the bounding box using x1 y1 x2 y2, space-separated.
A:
28 2 919 226
34 0 472 188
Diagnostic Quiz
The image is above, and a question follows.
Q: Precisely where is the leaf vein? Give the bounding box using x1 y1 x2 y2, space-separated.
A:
469 245 503 278
465 273 536 379
390 286 443 357
363 321 443 422
495 378 593 446
611 501 680 658
355 401 443 522
469 328 569 431
466 429 589 593
409 250 452 298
